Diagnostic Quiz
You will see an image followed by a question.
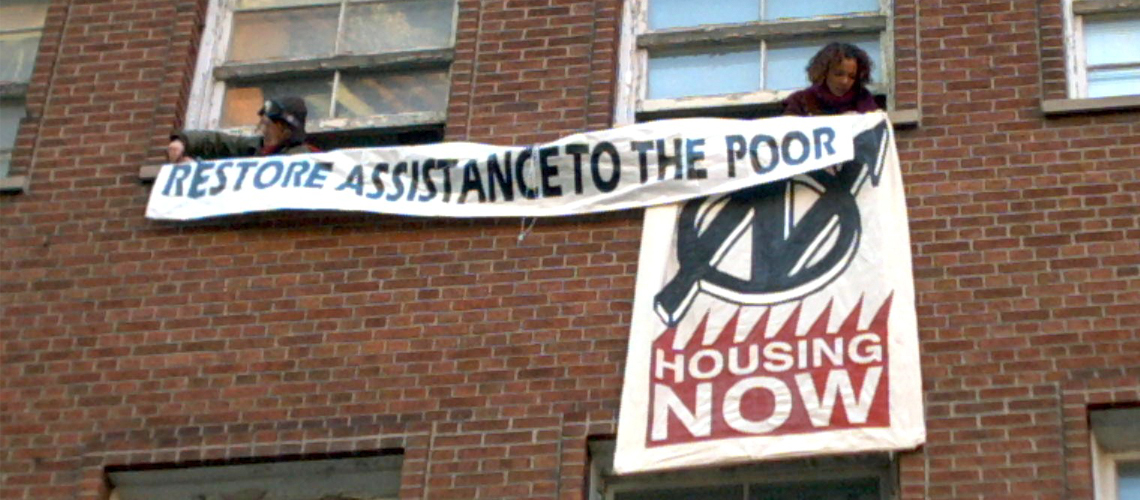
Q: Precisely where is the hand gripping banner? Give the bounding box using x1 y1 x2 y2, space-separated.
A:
614 114 924 474
148 114 890 221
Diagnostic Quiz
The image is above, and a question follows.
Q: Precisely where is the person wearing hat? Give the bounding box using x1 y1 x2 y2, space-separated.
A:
167 96 320 163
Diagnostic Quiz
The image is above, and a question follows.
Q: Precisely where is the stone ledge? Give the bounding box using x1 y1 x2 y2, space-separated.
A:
1042 95 1140 116
0 175 27 193
139 165 160 182
887 108 920 128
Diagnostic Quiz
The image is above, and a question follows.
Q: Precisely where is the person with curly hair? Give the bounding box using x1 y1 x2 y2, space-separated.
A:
783 42 879 116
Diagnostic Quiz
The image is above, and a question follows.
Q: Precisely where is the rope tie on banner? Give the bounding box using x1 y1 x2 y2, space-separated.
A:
518 144 540 242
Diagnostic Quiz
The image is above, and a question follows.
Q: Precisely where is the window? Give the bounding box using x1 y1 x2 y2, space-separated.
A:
107 453 403 500
588 440 896 500
1090 407 1140 500
186 0 456 142
1067 1 1140 99
621 0 892 120
0 0 48 178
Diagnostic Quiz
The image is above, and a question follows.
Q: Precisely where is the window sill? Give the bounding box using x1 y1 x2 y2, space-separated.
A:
888 108 920 128
1042 95 1140 116
0 175 28 194
139 166 160 182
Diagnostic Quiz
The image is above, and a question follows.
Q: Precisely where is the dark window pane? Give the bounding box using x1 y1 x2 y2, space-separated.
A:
749 477 880 500
617 484 744 500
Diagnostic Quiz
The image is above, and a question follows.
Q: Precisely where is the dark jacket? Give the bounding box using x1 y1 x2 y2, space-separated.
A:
783 83 879 116
173 130 318 160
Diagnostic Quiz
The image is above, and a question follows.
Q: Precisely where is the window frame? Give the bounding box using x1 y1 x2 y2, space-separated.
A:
1090 406 1140 500
616 0 896 123
107 452 404 500
185 0 458 136
1064 0 1140 99
587 440 898 500
0 0 49 181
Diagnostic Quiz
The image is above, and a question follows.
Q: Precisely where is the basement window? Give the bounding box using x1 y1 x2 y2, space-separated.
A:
587 440 897 500
107 453 403 500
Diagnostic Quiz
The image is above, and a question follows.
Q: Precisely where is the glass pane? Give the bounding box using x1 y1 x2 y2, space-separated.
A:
767 0 880 21
343 0 454 53
1084 18 1140 66
0 98 25 178
335 69 450 117
1119 460 1140 500
749 477 880 500
1088 67 1140 98
227 6 338 62
0 98 25 149
648 48 761 99
616 484 743 500
0 31 42 83
236 0 338 8
767 37 882 91
0 0 49 31
649 0 758 30
221 77 333 127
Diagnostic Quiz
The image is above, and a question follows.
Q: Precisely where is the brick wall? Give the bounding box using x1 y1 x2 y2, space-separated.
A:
1 0 1137 499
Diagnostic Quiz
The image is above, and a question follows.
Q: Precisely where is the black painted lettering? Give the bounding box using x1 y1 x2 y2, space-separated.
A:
814 127 836 158
486 152 514 202
304 162 331 188
591 142 620 193
631 140 654 183
459 159 486 203
162 164 192 196
209 162 230 196
539 145 562 198
233 161 258 191
254 161 283 189
187 162 214 199
336 165 365 195
749 135 779 174
781 131 810 166
386 162 407 201
367 163 388 200
565 143 589 194
514 149 538 200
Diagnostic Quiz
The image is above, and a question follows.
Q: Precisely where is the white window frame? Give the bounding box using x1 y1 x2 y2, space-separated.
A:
614 0 895 125
185 0 457 135
1063 0 1140 99
587 440 897 500
1090 407 1140 500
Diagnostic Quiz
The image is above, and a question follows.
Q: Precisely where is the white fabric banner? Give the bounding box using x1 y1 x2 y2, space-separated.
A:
147 114 890 220
614 115 924 474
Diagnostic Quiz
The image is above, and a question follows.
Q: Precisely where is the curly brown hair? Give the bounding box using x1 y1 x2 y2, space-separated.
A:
806 42 873 87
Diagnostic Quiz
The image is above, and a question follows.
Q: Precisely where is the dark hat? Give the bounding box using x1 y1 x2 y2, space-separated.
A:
258 97 307 131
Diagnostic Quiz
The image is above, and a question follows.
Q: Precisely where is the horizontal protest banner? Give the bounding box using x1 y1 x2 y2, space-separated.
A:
146 113 891 220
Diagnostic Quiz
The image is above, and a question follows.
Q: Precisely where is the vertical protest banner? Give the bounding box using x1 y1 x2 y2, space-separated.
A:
614 117 925 474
